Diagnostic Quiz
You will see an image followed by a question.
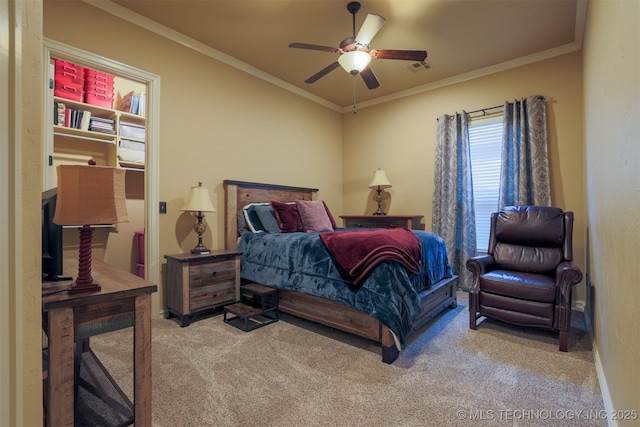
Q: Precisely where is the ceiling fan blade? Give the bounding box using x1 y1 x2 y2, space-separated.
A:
289 42 338 53
360 67 380 90
305 62 341 84
370 49 428 61
356 14 385 45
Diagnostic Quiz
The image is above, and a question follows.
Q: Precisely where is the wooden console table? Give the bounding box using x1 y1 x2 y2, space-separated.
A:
42 258 157 427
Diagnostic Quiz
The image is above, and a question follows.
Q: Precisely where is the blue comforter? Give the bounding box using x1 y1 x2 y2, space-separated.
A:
238 229 452 347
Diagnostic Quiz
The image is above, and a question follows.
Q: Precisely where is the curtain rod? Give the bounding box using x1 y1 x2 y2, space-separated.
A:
467 104 503 116
436 104 504 122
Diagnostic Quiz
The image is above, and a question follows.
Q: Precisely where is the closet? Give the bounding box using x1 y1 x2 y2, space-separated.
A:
43 39 159 285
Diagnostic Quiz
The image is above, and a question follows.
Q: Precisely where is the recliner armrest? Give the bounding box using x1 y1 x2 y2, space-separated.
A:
555 261 583 287
466 255 495 311
466 255 495 276
555 261 583 306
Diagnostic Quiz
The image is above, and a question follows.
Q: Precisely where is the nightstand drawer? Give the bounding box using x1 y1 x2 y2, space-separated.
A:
189 259 236 289
190 282 236 312
346 218 399 228
341 215 424 230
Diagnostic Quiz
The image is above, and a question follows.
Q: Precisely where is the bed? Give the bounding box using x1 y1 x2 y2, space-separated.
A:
223 180 458 363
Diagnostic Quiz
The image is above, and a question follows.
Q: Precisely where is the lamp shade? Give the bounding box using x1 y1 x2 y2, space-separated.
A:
338 51 372 74
181 182 216 213
54 165 128 226
369 168 392 189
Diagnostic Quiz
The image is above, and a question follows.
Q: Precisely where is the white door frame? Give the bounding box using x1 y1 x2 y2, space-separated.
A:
42 39 161 312
1 2 14 425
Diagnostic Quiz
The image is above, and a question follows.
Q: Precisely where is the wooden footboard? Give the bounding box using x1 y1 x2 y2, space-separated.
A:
278 274 458 363
223 180 458 364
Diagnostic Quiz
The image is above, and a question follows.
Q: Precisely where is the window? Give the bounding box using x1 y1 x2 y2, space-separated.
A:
469 118 502 252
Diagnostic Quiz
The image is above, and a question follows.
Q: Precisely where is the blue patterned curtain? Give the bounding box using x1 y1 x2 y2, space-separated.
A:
432 112 476 291
499 95 551 207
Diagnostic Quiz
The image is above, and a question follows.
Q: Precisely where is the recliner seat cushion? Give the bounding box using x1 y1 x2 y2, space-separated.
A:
479 270 556 302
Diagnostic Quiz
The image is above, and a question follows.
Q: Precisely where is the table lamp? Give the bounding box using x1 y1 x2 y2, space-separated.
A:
182 182 216 254
369 168 392 215
53 164 128 294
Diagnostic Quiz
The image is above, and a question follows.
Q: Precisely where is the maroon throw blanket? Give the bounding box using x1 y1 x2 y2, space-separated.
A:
319 228 422 287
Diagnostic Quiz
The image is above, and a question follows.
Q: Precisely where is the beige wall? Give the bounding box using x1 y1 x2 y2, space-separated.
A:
5 0 633 423
343 52 586 299
43 1 344 314
582 0 640 422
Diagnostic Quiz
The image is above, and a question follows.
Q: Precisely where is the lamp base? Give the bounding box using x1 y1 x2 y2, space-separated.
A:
191 212 210 254
373 189 386 215
191 244 210 255
68 281 101 294
68 225 101 294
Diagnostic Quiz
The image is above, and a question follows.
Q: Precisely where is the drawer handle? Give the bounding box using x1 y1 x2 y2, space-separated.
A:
211 271 217 276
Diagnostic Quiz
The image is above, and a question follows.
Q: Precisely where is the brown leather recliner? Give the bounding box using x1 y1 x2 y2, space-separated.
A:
466 206 583 351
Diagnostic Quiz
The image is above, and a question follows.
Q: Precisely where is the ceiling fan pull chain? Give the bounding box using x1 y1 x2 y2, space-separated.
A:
353 76 357 114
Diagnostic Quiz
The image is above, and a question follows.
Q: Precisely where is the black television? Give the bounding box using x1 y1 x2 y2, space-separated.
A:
42 188 65 281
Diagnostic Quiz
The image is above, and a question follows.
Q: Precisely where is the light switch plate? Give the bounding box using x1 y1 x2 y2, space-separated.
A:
159 201 167 214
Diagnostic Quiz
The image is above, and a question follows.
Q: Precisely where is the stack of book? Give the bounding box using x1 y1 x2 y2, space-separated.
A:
89 117 116 135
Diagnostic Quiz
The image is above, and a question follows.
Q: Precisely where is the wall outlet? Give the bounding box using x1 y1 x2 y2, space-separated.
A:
159 201 167 214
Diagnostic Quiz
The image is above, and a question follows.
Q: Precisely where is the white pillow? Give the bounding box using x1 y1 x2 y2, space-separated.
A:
242 203 269 233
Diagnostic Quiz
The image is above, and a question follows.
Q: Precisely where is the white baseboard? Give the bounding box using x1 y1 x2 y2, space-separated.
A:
582 310 617 427
573 299 585 311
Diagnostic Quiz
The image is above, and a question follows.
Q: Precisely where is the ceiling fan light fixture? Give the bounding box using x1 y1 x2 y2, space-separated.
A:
338 50 371 75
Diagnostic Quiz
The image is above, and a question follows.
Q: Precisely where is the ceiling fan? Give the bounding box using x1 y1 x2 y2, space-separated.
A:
289 1 428 90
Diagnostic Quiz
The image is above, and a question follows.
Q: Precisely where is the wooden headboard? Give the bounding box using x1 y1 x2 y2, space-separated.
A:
223 180 318 250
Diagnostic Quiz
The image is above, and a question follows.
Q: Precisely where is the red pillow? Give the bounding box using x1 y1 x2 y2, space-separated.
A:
270 201 303 233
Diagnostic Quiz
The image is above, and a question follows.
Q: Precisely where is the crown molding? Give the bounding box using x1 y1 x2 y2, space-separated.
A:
342 41 583 113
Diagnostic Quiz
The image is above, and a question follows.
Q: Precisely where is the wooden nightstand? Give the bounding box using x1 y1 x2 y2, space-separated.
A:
340 215 425 230
164 250 241 327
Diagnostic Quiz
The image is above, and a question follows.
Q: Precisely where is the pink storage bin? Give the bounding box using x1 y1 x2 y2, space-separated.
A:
134 230 144 264
54 59 84 78
85 84 113 97
55 70 84 88
85 91 113 108
135 262 145 279
84 68 115 83
54 84 84 102
84 77 114 91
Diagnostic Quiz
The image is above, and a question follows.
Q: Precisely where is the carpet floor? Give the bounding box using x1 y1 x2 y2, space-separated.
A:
89 292 605 426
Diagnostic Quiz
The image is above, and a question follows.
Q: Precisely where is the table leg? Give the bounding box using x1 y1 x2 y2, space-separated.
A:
47 307 75 427
133 293 152 426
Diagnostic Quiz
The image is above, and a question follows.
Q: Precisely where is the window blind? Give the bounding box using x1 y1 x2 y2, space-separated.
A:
469 118 502 252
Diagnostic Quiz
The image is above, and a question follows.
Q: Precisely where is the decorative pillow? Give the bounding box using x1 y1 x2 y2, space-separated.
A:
321 200 338 230
296 200 335 233
243 203 268 233
270 201 303 233
254 204 280 233
237 211 251 236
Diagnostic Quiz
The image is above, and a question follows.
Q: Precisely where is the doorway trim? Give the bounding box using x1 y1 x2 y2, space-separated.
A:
43 38 161 314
